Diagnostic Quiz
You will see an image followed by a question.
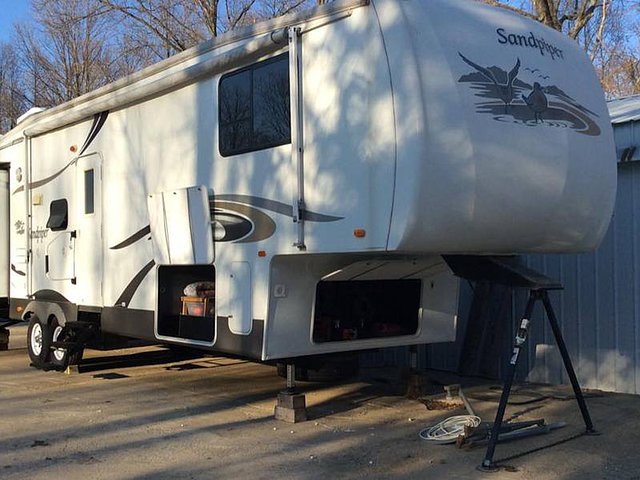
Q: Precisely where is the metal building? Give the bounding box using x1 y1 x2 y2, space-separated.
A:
364 96 640 395
514 96 640 395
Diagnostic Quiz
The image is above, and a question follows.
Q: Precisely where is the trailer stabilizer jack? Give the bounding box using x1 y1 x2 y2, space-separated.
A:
44 321 97 372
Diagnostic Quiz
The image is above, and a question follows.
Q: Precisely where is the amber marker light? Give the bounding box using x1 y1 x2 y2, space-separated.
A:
70 145 78 153
16 306 24 313
258 250 267 257
354 229 366 238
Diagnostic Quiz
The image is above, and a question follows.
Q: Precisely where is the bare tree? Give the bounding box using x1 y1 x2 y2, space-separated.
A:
15 0 133 107
599 50 640 97
481 0 638 97
96 0 207 58
257 0 311 18
96 0 316 61
0 43 29 134
481 0 613 51
0 0 321 127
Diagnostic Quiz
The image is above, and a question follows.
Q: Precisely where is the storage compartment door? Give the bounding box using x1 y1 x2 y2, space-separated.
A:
10 152 29 298
45 232 75 281
226 262 252 335
147 186 214 265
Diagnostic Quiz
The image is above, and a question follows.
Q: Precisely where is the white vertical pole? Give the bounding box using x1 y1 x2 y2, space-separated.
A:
23 132 32 295
289 26 305 250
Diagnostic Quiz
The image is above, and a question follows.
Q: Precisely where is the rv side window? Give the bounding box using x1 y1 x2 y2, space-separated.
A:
84 169 94 214
46 199 68 231
219 53 290 156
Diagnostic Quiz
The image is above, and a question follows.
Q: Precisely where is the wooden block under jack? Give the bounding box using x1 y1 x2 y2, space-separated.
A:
274 391 307 423
406 372 428 399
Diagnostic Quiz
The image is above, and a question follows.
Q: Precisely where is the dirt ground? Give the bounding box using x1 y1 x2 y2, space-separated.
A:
1 325 639 480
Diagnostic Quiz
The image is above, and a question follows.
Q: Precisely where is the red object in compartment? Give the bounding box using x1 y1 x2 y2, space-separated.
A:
181 296 214 317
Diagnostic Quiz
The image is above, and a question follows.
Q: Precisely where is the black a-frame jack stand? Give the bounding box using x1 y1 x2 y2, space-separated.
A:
442 256 596 472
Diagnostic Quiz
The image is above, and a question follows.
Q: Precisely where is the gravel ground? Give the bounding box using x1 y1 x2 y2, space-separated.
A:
1 325 639 480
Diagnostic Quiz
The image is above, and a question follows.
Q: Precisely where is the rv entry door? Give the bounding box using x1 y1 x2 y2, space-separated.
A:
75 154 103 305
0 167 9 308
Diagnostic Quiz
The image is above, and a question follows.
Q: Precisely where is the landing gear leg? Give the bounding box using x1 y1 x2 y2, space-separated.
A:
274 363 307 423
406 345 427 398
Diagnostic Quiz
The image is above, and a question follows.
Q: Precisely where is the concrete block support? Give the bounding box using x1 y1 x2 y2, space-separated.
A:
274 363 307 423
274 391 307 423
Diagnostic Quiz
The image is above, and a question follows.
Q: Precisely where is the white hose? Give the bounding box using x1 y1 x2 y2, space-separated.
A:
419 415 482 444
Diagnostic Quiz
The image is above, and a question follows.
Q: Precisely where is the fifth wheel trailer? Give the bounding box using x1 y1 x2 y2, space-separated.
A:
0 163 8 319
0 162 7 350
0 0 616 371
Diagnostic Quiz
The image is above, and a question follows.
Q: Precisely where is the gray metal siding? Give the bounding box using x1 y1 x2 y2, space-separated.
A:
418 162 640 395
521 162 640 395
613 119 640 149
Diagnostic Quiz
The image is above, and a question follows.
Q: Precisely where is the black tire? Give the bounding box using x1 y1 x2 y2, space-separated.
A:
49 318 83 371
27 316 51 369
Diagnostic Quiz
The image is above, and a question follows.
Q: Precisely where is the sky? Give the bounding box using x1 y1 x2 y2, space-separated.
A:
0 1 30 43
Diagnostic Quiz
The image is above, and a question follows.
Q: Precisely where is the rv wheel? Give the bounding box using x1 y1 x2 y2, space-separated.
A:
50 318 83 371
27 316 51 369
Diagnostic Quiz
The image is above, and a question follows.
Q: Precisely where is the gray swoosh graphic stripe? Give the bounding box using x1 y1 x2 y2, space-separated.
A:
13 158 75 195
115 260 156 307
13 111 109 195
10 264 26 276
214 201 276 243
79 111 109 156
212 194 343 222
110 226 152 250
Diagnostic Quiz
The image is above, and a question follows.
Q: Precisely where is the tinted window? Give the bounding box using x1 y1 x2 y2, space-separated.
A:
84 169 94 214
219 54 290 156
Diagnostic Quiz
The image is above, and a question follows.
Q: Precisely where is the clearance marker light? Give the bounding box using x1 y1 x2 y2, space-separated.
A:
70 145 78 153
258 250 267 257
16 306 24 313
354 229 366 238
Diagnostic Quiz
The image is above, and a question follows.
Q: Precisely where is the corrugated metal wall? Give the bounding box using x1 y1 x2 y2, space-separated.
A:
518 161 640 394
364 156 640 395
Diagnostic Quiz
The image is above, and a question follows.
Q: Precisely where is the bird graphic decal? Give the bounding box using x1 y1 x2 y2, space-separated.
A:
458 53 521 113
457 53 601 137
523 82 548 123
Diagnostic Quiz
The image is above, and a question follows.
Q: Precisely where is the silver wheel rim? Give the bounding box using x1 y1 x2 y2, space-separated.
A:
52 325 65 362
30 323 43 356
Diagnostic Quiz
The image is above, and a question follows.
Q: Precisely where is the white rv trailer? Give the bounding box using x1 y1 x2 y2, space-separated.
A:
0 163 8 320
0 0 616 370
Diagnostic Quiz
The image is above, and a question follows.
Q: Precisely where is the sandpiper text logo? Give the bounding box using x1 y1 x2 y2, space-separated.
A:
497 28 564 61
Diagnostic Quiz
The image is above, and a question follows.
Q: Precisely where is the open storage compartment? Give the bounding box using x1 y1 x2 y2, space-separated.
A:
157 265 215 343
312 279 421 343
